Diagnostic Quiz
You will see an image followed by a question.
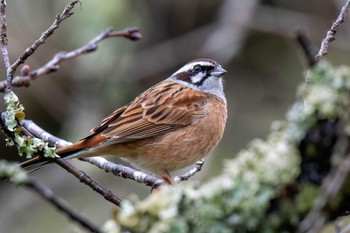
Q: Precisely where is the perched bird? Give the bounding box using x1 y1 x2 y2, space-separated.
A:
21 58 227 184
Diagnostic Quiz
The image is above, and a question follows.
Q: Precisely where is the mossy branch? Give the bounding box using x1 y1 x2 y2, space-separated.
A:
1 91 56 159
101 62 350 233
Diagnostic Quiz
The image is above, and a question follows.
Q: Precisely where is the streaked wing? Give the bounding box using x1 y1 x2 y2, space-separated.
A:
90 106 128 134
88 80 207 144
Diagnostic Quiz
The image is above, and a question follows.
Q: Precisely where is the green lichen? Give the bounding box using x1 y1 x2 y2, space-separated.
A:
14 135 56 158
109 128 300 233
4 91 56 159
4 91 25 132
102 61 350 233
0 160 28 184
287 61 350 142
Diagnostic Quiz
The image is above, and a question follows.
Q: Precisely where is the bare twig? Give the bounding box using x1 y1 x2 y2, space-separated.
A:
315 0 350 61
298 2 350 229
25 178 102 233
53 157 123 207
1 160 101 233
21 119 70 147
0 27 141 92
81 157 163 187
81 157 205 186
9 1 79 77
20 124 123 207
0 0 11 92
27 27 140 79
174 159 204 182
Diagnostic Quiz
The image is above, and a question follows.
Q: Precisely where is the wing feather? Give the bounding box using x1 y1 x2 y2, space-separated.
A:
85 80 208 145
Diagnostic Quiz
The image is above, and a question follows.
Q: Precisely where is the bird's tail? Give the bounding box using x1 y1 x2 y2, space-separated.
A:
19 141 86 172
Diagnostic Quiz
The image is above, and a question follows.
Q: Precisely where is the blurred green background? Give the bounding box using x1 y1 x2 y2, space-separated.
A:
1 0 350 232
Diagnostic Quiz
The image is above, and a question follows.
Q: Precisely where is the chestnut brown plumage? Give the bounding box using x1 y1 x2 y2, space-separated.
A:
21 59 227 184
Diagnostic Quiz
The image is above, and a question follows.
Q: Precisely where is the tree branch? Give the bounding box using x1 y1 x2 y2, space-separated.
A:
25 178 102 233
0 27 141 93
315 0 350 61
0 0 11 92
81 157 163 187
53 157 123 207
21 119 69 147
0 160 101 233
18 122 123 207
174 159 204 182
0 113 123 207
9 0 79 77
26 27 140 80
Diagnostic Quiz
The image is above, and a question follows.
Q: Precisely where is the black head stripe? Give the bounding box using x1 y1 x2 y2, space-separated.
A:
175 71 210 86
194 74 210 86
174 59 218 86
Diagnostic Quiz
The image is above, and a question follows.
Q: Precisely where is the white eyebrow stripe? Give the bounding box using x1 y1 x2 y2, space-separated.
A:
172 61 214 76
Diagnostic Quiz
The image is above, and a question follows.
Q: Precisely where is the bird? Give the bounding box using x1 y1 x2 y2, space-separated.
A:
21 58 227 184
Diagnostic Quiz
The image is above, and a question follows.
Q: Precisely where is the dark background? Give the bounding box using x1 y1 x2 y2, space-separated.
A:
1 0 349 232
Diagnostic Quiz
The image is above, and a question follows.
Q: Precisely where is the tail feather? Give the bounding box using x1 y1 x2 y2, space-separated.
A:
20 141 86 172
55 142 86 159
19 156 52 173
19 134 105 172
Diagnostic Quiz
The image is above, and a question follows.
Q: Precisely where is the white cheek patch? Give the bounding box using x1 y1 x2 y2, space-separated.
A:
191 73 204 84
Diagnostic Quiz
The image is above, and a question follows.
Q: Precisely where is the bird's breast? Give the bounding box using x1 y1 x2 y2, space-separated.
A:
117 94 227 175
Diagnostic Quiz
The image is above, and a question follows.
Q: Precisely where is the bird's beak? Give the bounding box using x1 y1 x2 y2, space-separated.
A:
210 66 227 77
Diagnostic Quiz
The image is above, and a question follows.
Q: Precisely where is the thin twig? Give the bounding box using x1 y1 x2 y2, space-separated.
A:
8 1 79 78
297 2 350 231
25 178 102 233
27 27 140 79
18 121 123 207
174 159 204 182
0 0 11 92
81 157 205 186
0 27 141 92
81 157 163 187
315 0 350 61
1 161 101 233
21 119 70 147
53 158 123 207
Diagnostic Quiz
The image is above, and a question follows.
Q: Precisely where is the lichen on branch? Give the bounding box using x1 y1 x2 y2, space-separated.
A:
0 160 27 184
3 91 56 159
102 61 350 233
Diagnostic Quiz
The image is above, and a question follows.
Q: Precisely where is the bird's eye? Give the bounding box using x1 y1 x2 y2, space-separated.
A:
193 65 203 73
